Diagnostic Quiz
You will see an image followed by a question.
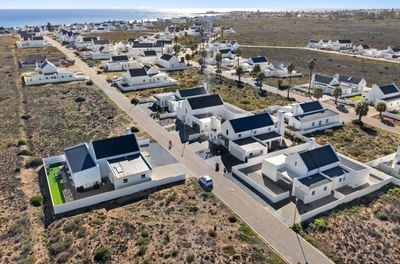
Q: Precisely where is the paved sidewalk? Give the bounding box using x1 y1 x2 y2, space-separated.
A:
47 37 333 264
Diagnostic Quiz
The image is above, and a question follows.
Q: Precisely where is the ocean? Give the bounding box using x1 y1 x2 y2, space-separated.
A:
0 8 224 28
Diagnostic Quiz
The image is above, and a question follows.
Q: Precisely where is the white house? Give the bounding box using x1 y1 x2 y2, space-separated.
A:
355 44 371 55
318 39 333 49
127 42 163 57
209 112 285 162
307 39 321 49
155 54 186 70
16 34 53 49
264 61 302 78
223 27 236 34
114 41 129 52
90 45 117 60
367 83 400 111
101 55 141 72
137 50 159 65
219 49 235 59
88 133 152 190
75 36 99 49
333 39 352 50
247 56 269 70
333 74 366 94
262 140 371 204
311 74 343 95
281 101 341 133
23 60 87 86
116 66 178 91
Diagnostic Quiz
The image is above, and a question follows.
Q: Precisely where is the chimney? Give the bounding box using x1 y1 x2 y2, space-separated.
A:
277 110 285 135
126 127 132 135
308 138 316 150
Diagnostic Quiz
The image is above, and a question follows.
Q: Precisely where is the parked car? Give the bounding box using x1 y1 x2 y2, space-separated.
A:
199 175 213 187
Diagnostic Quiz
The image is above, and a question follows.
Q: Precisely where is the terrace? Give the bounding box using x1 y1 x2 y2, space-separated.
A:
47 163 66 205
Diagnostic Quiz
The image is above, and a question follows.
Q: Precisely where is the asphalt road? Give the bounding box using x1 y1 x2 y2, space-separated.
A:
46 37 333 264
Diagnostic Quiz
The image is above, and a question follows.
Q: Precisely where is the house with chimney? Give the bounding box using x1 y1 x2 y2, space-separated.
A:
366 83 400 111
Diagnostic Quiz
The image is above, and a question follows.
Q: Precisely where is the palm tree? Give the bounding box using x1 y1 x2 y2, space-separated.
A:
277 79 283 89
355 101 369 121
173 35 179 45
376 102 387 118
235 48 242 67
215 52 222 72
256 72 265 90
185 53 191 65
184 31 188 46
312 86 324 100
236 66 244 85
198 57 204 73
253 64 261 78
173 44 180 56
287 62 295 100
332 87 343 105
307 59 316 97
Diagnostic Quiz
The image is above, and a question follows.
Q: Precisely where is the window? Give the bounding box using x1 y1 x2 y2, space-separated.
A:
260 150 263 154
253 130 257 134
295 161 297 166
339 178 342 182
268 127 271 131
123 179 128 183
141 174 146 178
312 122 315 126
312 191 315 196
185 109 187 114
249 153 253 157
326 119 329 123
226 129 229 135
343 176 346 181
143 79 145 82
324 186 327 191
319 120 322 125
238 134 241 138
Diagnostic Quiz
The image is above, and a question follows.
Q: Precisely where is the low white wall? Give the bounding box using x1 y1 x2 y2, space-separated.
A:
232 165 290 203
284 129 310 142
159 112 176 119
334 98 356 106
188 132 208 142
138 139 150 147
365 153 395 167
43 155 66 166
382 112 400 121
159 66 194 71
297 122 343 135
117 79 178 92
53 174 186 214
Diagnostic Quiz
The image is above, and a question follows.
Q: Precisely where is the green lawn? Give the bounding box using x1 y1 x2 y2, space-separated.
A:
342 95 364 101
47 164 65 205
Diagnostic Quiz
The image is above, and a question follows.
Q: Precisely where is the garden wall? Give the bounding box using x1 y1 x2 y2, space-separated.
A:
382 112 400 121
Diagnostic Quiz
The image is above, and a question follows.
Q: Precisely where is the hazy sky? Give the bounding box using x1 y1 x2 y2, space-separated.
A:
1 0 399 9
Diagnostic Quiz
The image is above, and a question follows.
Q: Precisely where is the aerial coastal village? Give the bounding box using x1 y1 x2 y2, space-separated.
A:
1 6 400 264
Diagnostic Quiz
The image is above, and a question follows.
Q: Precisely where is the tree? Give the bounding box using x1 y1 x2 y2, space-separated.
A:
376 102 387 117
215 52 222 72
307 59 316 97
173 35 179 45
312 86 324 100
184 31 188 46
355 101 369 121
198 57 204 72
256 72 265 91
287 62 295 100
277 79 283 89
332 86 343 105
185 53 191 65
236 66 244 85
253 64 261 78
173 44 180 56
235 48 242 67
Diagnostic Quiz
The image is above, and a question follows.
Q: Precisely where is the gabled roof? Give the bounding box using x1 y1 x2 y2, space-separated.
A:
128 68 148 77
298 173 330 188
111 55 129 62
143 50 157 56
270 61 288 69
177 86 207 98
361 44 370 49
32 36 43 40
314 74 334 85
309 39 319 43
132 42 154 48
338 39 351 43
219 49 231 54
160 53 173 61
379 84 399 95
299 144 339 171
294 109 338 122
64 144 97 173
336 75 363 85
250 56 268 63
299 101 323 113
91 133 140 160
187 94 223 110
82 37 97 42
228 113 274 133
94 39 110 45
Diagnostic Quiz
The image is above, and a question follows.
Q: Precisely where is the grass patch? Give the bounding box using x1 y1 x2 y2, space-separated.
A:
47 165 65 205
342 95 364 101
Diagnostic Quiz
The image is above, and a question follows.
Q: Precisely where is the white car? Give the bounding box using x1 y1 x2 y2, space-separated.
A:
199 175 213 187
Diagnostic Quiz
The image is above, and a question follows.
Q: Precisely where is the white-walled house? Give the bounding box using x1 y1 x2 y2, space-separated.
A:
262 140 371 204
281 101 341 133
247 56 268 70
223 27 236 34
307 39 321 49
333 39 352 50
101 55 141 71
116 66 178 91
219 49 235 59
16 34 53 48
23 60 87 86
155 54 186 70
367 83 400 111
137 50 159 65
332 74 366 94
264 61 302 78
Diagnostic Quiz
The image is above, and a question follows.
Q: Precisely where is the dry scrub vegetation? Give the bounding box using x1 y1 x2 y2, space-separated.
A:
305 122 400 162
46 178 285 263
295 184 400 263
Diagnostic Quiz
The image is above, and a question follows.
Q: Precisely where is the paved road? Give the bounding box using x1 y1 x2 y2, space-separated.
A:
46 37 333 264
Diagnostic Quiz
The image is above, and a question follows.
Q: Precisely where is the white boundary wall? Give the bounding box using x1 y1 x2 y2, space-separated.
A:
53 174 186 214
382 112 400 121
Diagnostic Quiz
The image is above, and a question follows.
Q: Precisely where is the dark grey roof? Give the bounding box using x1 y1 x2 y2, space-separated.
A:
314 74 334 85
299 151 318 171
187 94 223 110
94 39 110 45
336 75 363 85
340 157 368 171
177 86 207 98
298 173 330 188
294 109 338 122
32 36 43 40
64 144 97 173
156 40 172 45
299 144 339 171
83 37 97 41
379 84 399 95
229 113 274 133
143 50 157 56
160 53 173 61
322 166 348 178
381 94 400 102
392 47 400 52
91 134 140 160
111 55 129 62
128 68 147 77
338 39 351 43
361 44 370 49
299 101 323 113
219 49 231 54
233 137 262 146
250 56 268 63
309 39 319 43
132 42 154 48
254 131 282 141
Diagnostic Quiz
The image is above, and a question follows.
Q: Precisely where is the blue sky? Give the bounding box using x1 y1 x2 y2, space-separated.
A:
1 0 399 9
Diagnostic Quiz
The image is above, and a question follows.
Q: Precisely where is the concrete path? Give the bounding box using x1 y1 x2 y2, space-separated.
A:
46 37 333 264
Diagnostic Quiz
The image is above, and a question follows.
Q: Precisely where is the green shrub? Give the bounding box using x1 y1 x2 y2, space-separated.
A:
136 237 150 247
351 119 363 126
86 79 94 85
251 249 265 261
17 139 27 146
228 215 237 223
75 96 86 102
20 114 31 120
29 195 43 207
141 230 149 237
131 98 139 105
18 149 33 156
309 218 330 232
93 247 110 262
26 158 43 168
375 210 389 221
186 254 195 263
238 223 256 236
324 129 334 136
208 229 217 237
388 187 400 197
222 245 236 255
130 126 140 133
291 223 302 233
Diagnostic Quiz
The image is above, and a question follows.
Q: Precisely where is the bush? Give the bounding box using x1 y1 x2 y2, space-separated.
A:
20 114 31 120
25 158 43 168
186 254 195 263
130 126 140 133
93 247 110 262
222 245 236 255
291 223 302 233
18 149 33 156
75 96 86 102
208 229 217 237
131 98 139 105
308 218 330 232
228 215 237 223
29 195 43 207
375 210 389 221
352 119 363 126
17 139 27 146
86 79 94 85
324 129 334 136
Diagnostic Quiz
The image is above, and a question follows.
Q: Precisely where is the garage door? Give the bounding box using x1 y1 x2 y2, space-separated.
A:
229 146 244 162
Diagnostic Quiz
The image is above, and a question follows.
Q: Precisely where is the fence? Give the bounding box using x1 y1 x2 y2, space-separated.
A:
53 174 186 214
284 129 310 142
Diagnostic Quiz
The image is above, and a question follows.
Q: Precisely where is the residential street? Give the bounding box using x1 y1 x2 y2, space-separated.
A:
46 37 334 264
